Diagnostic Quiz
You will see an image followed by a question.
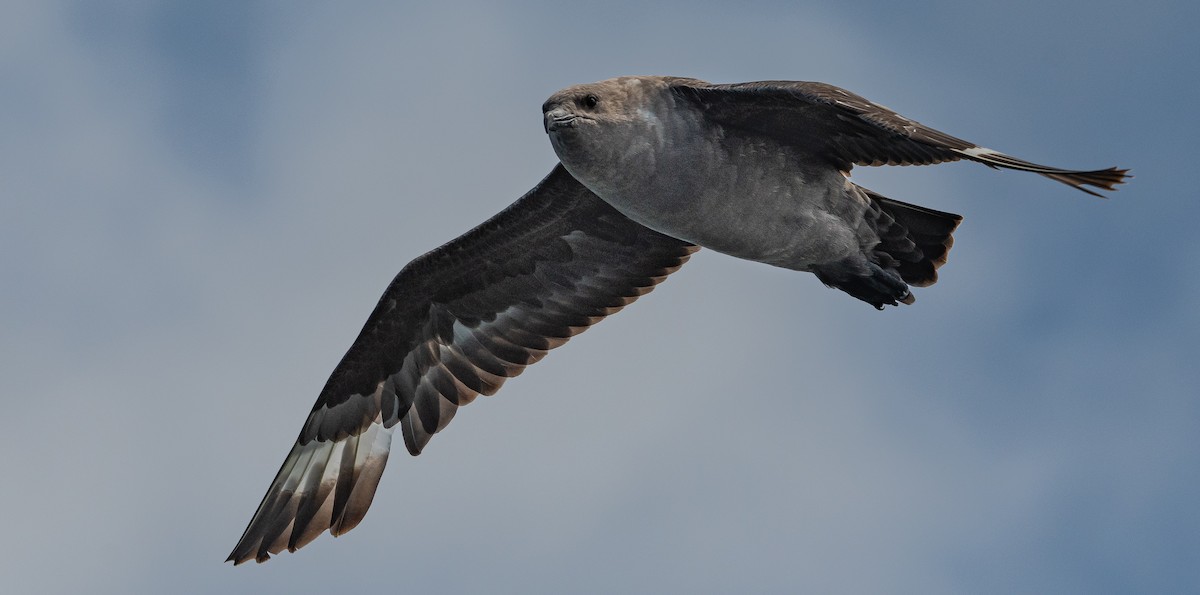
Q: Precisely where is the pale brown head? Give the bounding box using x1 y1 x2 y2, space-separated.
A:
542 76 702 193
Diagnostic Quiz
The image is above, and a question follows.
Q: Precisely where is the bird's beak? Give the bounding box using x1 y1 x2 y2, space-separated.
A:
544 106 577 133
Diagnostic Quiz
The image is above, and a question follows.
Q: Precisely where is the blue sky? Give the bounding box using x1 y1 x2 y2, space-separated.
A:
3 1 1198 593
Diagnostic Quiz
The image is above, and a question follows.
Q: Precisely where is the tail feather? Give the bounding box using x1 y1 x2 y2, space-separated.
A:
813 186 962 309
862 187 962 288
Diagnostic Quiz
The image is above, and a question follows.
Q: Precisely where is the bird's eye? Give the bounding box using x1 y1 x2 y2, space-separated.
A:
582 94 599 109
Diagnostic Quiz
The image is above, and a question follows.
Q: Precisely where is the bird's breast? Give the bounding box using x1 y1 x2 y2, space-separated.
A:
577 128 863 270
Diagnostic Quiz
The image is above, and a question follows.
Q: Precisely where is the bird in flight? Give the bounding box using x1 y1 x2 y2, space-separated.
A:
228 76 1128 564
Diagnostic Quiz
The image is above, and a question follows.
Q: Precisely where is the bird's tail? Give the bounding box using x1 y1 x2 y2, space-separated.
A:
864 187 963 288
814 186 962 309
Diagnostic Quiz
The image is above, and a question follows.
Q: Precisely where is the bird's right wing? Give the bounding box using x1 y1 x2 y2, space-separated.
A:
671 80 1129 196
228 165 697 564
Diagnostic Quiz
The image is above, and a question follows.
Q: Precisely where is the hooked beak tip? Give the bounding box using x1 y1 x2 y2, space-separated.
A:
544 110 577 133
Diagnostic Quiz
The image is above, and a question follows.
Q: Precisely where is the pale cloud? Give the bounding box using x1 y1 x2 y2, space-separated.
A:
3 2 1196 594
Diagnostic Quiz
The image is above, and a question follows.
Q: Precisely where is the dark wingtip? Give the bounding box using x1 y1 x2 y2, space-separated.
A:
225 541 267 565
225 550 251 565
956 149 1131 198
1049 166 1131 197
1098 166 1132 187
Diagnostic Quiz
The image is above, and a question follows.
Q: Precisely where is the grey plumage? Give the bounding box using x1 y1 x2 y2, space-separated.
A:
544 76 1125 307
229 75 1127 564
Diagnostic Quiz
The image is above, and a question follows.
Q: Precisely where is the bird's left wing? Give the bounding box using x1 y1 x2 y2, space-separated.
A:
670 80 1128 196
227 165 697 564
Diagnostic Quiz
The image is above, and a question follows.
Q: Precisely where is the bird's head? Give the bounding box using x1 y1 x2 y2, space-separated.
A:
542 76 678 194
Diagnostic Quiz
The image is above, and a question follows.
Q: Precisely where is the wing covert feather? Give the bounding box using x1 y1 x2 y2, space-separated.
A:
228 165 696 564
671 80 1128 195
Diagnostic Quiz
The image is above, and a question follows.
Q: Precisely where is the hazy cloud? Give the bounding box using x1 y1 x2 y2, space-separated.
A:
3 2 1197 594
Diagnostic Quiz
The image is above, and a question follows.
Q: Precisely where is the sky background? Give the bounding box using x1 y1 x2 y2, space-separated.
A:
4 1 1198 593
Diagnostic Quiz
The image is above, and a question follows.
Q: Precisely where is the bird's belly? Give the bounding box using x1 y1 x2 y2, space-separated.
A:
601 150 866 272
